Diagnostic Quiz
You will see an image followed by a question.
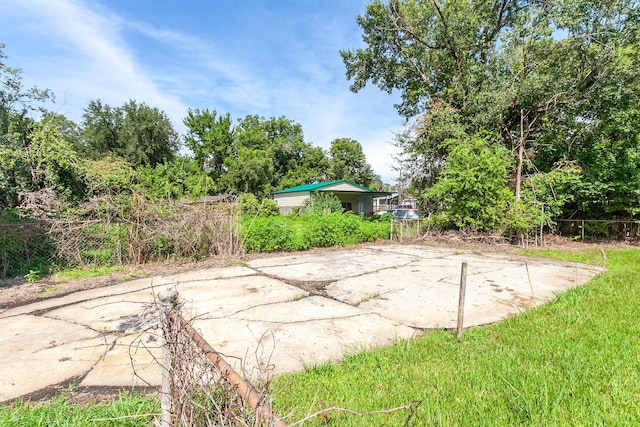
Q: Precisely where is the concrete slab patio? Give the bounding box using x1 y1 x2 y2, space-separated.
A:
0 244 600 402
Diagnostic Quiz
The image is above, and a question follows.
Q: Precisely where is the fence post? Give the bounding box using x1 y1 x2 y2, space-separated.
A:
159 288 179 427
456 262 468 339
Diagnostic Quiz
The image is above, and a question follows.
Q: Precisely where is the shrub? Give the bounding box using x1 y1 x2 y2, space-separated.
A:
303 193 343 214
242 211 391 253
240 194 280 218
243 217 298 252
426 133 513 231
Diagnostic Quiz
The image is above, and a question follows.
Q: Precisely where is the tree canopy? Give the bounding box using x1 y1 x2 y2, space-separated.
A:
344 0 640 225
328 138 375 187
81 99 179 167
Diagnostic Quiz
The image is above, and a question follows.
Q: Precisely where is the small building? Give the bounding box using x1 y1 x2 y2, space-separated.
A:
273 180 390 215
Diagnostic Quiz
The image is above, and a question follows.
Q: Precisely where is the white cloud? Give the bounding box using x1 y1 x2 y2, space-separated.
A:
1 0 189 122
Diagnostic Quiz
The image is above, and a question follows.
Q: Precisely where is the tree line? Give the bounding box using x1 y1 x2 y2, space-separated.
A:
343 0 640 232
0 42 378 216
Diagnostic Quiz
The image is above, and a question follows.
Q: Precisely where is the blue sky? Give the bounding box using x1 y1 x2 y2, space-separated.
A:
0 0 403 183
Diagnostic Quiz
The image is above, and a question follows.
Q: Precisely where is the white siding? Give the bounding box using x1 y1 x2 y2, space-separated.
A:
274 191 310 214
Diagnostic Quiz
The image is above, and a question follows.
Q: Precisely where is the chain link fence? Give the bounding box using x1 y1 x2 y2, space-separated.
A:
555 219 640 241
0 221 54 280
0 202 242 281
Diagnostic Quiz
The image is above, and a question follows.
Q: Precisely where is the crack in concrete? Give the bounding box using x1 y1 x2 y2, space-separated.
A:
68 335 120 389
40 313 115 335
231 312 373 325
31 332 107 354
184 295 311 321
0 272 259 319
355 288 401 307
7 287 158 319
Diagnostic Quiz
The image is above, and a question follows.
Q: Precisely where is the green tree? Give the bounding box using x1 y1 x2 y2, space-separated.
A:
220 148 274 198
0 43 57 209
81 99 179 167
427 133 513 231
328 138 375 186
137 157 214 200
183 108 233 180
81 100 123 157
120 100 179 167
0 117 84 209
234 115 330 189
346 0 640 221
1 43 53 148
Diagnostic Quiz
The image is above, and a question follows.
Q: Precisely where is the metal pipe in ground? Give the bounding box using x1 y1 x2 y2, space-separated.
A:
158 288 179 427
456 262 468 339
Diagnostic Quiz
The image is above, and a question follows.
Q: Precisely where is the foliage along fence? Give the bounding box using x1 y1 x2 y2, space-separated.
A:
555 219 640 242
0 221 54 280
0 201 242 280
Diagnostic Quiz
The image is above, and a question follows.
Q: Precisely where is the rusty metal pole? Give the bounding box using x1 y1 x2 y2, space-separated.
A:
159 288 178 427
456 262 468 339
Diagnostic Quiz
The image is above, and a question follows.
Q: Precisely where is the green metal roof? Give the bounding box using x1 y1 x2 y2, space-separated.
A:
273 180 378 194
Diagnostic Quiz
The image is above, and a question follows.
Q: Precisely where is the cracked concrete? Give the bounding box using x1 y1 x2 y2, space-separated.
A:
0 244 600 402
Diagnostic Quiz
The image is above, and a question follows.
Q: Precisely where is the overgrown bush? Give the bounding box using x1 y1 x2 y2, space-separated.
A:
304 212 362 247
303 193 343 214
242 211 390 253
242 217 304 252
426 133 513 232
240 193 280 218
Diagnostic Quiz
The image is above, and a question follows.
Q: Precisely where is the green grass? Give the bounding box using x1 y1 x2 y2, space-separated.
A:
52 265 123 281
0 390 159 426
516 247 605 266
272 248 640 425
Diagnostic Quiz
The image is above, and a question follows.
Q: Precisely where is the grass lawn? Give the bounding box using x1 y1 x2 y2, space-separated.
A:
1 247 638 426
0 391 158 426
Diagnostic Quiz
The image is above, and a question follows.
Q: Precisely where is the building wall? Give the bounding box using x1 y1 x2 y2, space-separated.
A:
274 189 374 215
273 191 310 215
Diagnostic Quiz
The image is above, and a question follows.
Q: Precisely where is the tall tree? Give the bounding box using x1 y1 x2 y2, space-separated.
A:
183 108 233 179
81 99 179 167
0 43 64 209
120 100 179 167
234 114 330 189
345 0 640 219
328 138 375 187
220 147 274 197
0 43 53 148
